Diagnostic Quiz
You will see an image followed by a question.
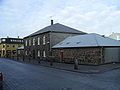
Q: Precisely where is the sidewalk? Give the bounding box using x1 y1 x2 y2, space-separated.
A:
15 59 120 74
39 61 120 74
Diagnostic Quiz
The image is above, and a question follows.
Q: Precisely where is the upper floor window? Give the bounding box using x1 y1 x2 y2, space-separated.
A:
33 38 35 45
43 35 45 45
2 39 6 42
38 37 40 45
13 45 15 48
25 40 28 46
29 39 31 46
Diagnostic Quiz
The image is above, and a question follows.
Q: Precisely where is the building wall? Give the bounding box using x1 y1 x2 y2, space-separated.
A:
0 43 23 58
24 32 50 60
52 48 103 65
50 32 81 48
104 47 120 63
24 32 83 60
17 49 24 60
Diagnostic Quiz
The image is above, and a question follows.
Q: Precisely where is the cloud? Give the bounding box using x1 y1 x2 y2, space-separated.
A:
0 0 120 38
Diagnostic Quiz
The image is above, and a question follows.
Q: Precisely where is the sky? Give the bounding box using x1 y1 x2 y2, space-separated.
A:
0 0 120 38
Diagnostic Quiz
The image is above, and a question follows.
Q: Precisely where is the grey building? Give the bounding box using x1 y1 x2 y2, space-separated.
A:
109 32 120 40
52 33 120 65
24 20 86 60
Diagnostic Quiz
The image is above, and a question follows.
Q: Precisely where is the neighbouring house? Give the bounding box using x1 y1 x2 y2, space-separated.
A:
17 46 24 60
52 33 120 65
109 32 120 40
0 37 23 58
24 20 86 61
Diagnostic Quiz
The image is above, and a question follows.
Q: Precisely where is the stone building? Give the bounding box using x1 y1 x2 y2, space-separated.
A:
24 20 86 60
0 37 23 58
52 33 120 65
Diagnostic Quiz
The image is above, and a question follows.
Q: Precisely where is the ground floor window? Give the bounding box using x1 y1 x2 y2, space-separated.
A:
38 50 40 57
43 51 46 57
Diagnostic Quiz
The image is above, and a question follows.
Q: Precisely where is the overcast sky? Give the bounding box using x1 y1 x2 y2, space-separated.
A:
0 0 120 38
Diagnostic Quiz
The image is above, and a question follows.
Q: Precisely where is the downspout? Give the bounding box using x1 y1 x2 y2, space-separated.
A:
101 46 104 64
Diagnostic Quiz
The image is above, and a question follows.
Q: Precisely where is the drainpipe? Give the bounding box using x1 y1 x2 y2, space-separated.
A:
101 47 104 64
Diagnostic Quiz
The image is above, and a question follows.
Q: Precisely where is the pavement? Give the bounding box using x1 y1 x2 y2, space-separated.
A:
0 58 120 90
15 58 120 74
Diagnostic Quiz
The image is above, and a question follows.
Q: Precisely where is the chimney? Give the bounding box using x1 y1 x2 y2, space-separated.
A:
51 20 53 25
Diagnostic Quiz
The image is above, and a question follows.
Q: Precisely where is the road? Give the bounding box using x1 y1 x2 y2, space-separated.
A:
0 58 120 90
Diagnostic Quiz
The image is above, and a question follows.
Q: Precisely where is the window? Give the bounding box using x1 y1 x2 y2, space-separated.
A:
2 39 6 42
29 39 31 46
38 50 40 57
3 50 5 55
43 35 45 45
13 45 15 48
12 50 16 54
25 51 27 55
25 40 28 46
43 51 46 57
18 50 20 54
33 38 35 45
38 37 40 45
3 45 5 48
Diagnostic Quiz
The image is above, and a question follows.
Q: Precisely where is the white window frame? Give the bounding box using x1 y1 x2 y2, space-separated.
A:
38 37 40 45
38 50 40 57
25 51 27 55
43 35 45 45
25 40 28 46
29 39 31 46
43 51 46 57
33 38 35 45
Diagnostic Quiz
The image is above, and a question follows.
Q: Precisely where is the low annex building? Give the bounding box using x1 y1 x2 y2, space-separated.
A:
52 33 120 65
24 20 86 60
0 37 23 58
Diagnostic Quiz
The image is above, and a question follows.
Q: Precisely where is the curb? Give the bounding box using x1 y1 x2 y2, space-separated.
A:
8 59 120 74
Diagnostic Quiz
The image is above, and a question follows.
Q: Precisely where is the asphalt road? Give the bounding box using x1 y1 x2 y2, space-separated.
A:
0 58 120 90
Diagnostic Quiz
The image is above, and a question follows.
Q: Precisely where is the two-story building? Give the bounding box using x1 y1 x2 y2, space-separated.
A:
24 20 86 61
0 37 23 58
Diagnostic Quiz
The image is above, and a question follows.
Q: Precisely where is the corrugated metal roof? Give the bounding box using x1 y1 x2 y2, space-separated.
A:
25 23 86 37
52 33 120 48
